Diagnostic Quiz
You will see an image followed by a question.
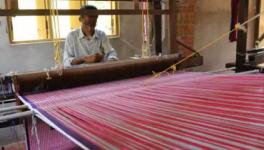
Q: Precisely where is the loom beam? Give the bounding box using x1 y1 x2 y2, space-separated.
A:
13 54 203 95
0 105 28 113
0 111 33 122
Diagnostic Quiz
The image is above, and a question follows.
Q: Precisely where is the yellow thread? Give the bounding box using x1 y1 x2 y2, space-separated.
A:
49 0 63 77
45 68 52 80
171 65 177 74
234 23 241 30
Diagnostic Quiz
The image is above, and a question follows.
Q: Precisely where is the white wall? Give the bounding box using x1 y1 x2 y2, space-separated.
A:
0 17 56 74
193 0 237 71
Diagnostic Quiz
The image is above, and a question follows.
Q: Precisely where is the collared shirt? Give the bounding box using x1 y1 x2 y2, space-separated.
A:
63 28 118 67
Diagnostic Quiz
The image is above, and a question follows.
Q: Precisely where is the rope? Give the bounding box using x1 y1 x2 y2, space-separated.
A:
148 10 264 81
31 114 41 150
44 68 52 80
48 0 63 79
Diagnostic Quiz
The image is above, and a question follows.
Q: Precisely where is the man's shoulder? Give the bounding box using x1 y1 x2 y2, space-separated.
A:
95 29 106 37
67 28 81 38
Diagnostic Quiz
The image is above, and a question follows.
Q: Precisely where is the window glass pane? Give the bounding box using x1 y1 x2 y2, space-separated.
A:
17 0 36 9
12 17 39 41
11 0 47 42
86 1 117 36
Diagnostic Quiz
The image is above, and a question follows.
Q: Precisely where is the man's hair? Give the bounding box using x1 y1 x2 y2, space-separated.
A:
80 5 98 19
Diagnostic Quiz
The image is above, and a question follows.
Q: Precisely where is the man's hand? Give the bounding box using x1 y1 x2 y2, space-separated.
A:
83 53 103 63
71 53 103 65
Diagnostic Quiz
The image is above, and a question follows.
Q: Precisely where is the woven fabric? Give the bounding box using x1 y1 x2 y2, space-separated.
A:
26 118 80 150
23 72 264 149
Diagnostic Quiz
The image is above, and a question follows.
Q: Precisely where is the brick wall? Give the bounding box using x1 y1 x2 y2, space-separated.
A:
175 0 196 56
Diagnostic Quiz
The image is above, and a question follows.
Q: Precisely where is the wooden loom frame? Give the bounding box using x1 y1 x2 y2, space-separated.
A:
235 0 264 72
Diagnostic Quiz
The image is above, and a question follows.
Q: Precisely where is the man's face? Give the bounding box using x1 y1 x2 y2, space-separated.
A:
80 15 98 28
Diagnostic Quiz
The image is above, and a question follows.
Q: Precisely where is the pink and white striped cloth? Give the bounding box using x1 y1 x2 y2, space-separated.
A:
22 72 264 149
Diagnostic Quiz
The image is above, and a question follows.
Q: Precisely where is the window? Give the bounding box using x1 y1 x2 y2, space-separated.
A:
6 0 119 43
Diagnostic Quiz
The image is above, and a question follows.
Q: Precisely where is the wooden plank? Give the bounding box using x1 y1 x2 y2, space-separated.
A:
235 0 249 72
153 0 162 54
0 9 169 16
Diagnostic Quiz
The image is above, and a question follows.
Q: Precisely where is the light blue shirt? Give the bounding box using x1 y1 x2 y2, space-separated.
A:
63 28 118 67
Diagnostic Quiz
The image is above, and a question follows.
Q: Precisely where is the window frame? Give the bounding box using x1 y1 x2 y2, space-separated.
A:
6 0 120 44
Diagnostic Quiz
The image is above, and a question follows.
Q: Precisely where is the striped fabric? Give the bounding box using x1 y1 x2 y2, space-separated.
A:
26 118 80 150
22 72 264 149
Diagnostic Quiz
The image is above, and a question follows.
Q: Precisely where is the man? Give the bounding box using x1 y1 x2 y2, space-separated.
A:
63 5 118 67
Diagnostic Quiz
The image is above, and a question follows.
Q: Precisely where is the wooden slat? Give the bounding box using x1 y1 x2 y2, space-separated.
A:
0 9 169 16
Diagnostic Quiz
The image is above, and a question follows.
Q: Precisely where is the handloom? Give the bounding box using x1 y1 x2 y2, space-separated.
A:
19 72 264 149
13 55 264 149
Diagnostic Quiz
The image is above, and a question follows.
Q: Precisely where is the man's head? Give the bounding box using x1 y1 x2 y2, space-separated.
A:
79 5 98 28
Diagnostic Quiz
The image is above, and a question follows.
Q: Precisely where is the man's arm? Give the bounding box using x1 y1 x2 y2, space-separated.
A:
101 32 118 61
106 50 118 61
63 35 76 67
70 53 103 65
71 57 84 65
83 54 103 63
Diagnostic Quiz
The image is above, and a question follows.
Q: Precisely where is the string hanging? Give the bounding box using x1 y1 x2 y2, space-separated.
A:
141 0 151 58
49 0 63 76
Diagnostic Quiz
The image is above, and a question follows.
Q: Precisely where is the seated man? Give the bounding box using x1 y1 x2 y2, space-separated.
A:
63 5 118 67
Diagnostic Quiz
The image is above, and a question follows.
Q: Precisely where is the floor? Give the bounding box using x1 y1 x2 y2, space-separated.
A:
1 141 26 150
0 125 25 148
0 102 25 149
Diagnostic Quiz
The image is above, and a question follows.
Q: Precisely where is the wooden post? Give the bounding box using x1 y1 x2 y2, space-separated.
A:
236 0 249 72
254 0 261 46
169 0 178 54
153 0 162 55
